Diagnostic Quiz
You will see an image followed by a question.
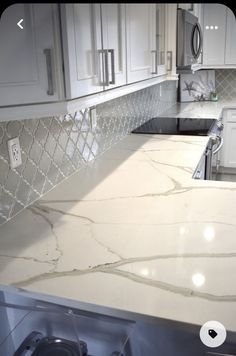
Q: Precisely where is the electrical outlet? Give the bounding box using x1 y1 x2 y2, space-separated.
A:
8 137 22 169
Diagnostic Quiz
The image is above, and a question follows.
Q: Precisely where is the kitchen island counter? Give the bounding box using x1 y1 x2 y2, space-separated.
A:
1 132 236 332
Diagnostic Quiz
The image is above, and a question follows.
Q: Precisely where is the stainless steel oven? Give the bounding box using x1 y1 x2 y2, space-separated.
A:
177 8 203 69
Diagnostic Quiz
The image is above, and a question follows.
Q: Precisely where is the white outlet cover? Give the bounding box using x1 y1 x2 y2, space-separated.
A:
7 137 22 169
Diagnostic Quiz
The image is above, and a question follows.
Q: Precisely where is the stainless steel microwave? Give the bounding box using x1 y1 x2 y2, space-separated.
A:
177 8 203 70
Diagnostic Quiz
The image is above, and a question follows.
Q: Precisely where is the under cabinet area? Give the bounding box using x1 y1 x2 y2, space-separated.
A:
0 4 63 106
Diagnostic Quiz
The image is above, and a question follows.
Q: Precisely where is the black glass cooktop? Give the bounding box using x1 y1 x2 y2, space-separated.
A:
132 117 216 136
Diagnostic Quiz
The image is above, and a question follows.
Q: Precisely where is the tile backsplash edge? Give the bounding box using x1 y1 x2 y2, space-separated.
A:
0 81 177 225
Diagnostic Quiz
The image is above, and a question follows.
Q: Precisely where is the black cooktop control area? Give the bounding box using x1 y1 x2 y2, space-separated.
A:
132 117 216 136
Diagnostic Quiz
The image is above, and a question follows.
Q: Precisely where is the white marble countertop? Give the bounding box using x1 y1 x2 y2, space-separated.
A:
1 132 236 331
160 99 236 120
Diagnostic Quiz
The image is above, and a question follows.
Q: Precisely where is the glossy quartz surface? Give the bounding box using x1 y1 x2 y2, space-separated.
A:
0 133 236 331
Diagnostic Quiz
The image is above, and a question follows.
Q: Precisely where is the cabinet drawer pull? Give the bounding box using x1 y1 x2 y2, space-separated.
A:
44 49 54 96
151 50 157 74
108 49 115 84
167 51 173 71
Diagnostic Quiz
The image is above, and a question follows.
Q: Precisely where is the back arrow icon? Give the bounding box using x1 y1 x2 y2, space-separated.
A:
17 19 23 29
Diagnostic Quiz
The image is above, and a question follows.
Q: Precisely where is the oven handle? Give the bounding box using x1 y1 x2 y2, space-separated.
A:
213 136 224 155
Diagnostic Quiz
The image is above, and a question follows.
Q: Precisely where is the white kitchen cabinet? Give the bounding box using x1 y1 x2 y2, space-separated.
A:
126 4 153 83
61 4 126 99
166 4 177 76
202 4 236 67
60 4 103 99
225 8 236 64
177 3 201 20
202 4 227 66
126 4 167 83
0 4 63 106
154 4 167 76
222 122 236 168
221 110 236 168
101 4 126 90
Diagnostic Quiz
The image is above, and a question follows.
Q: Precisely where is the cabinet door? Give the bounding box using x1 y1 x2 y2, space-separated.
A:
156 4 167 76
101 4 126 89
166 4 177 76
61 4 103 99
150 4 167 77
202 4 227 65
0 4 61 106
222 122 236 168
225 8 236 65
126 4 153 83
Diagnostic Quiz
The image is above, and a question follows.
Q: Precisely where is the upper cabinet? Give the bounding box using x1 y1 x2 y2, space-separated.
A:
61 4 126 99
101 4 126 90
154 4 167 76
166 4 177 76
225 8 236 64
126 4 153 83
60 4 103 98
0 3 176 111
202 4 236 66
126 4 167 84
0 4 63 106
202 4 227 66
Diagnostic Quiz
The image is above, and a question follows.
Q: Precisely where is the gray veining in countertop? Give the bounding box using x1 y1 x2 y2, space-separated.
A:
1 129 236 331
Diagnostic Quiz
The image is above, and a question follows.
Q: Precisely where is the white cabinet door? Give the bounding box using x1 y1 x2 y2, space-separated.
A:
223 122 236 168
155 4 167 76
101 4 126 89
61 4 103 99
126 4 153 83
225 8 236 65
0 4 61 106
202 4 227 65
166 4 177 76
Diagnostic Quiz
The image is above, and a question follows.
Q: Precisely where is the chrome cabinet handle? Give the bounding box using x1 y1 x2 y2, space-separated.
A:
151 50 157 74
98 50 109 86
167 51 173 71
44 49 54 96
108 49 115 85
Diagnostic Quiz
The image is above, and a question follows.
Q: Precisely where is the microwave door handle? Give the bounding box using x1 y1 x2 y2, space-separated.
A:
191 25 197 58
195 22 203 59
191 23 203 59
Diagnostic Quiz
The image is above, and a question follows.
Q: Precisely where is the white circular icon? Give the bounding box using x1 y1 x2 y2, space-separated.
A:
200 321 226 348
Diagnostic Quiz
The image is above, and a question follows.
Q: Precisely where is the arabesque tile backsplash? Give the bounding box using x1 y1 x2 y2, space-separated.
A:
0 81 177 225
215 69 236 101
